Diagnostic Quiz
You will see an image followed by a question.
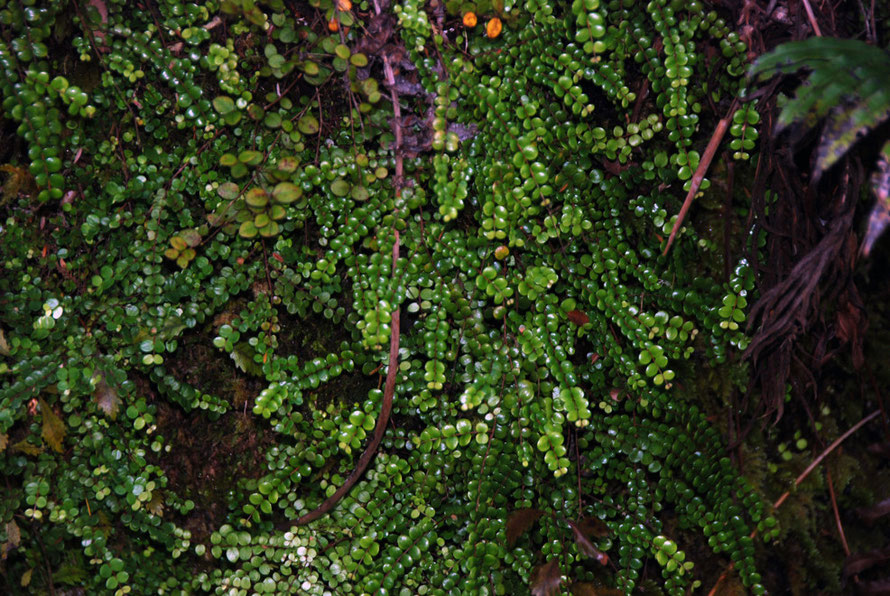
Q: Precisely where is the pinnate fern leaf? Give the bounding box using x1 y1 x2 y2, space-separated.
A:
750 37 890 176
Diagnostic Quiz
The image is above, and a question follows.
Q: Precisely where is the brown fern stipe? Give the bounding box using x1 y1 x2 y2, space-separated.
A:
277 232 401 529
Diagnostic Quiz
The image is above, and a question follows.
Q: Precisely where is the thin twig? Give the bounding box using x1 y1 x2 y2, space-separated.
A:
708 409 881 595
383 55 404 191
773 409 880 509
825 469 852 557
663 101 737 255
801 0 823 36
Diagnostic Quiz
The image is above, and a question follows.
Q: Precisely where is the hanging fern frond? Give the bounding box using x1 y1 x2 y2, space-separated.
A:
749 37 890 177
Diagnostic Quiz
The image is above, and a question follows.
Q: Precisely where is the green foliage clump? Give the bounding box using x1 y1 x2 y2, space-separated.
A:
1 0 776 594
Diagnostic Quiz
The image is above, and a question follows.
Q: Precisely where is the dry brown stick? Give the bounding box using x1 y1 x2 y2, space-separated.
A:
707 408 881 595
277 232 401 529
383 55 404 190
801 0 824 36
772 409 880 508
663 101 737 255
825 469 852 557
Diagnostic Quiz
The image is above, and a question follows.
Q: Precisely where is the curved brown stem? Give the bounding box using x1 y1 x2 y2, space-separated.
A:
277 232 401 529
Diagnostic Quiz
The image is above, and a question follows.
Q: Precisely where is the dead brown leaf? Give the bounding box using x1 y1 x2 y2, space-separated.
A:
505 508 544 548
530 559 563 596
568 519 609 565
39 398 66 453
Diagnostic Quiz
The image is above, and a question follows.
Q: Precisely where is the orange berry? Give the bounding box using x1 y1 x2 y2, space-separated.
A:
462 12 477 27
336 0 352 10
486 17 502 38
327 17 339 32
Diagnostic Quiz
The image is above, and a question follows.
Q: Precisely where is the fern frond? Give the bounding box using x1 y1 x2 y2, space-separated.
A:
749 37 890 177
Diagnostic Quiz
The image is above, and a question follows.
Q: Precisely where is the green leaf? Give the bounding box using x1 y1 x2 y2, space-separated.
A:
238 150 263 166
350 185 369 201
298 114 319 135
334 44 350 60
212 95 235 115
330 179 349 197
218 182 240 200
231 342 264 376
245 188 269 208
272 182 302 204
259 220 280 237
239 221 258 238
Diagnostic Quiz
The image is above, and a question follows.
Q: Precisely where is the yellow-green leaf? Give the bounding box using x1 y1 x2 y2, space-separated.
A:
39 398 66 453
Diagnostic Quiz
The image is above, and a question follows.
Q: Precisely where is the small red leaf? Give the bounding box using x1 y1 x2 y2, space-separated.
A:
566 310 590 326
530 559 563 596
506 508 544 547
568 519 609 565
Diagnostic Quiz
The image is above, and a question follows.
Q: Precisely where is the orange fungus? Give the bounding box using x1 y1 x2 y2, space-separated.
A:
486 17 502 38
463 12 477 27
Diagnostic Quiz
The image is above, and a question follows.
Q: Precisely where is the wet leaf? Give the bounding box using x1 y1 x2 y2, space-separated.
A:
6 519 20 549
568 519 609 565
298 114 319 135
272 182 302 204
11 439 42 456
93 373 121 420
567 310 590 326
506 508 544 547
530 559 562 596
39 398 66 453
146 492 164 517
239 221 258 238
231 342 263 376
181 229 202 247
218 182 240 200
276 156 299 173
212 95 235 115
330 179 350 197
350 185 369 201
238 150 263 166
245 188 269 209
